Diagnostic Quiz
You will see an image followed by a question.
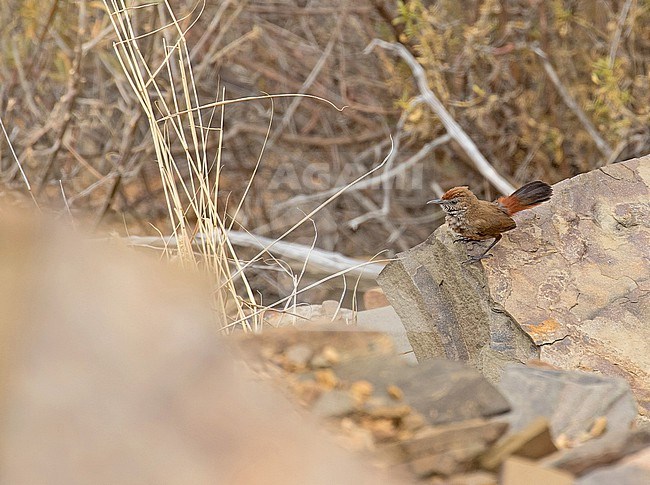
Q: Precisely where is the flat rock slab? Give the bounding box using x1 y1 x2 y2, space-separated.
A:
333 357 510 425
498 366 638 441
541 428 650 476
482 157 650 412
480 417 557 471
501 457 574 485
499 365 647 477
357 305 416 363
499 365 637 442
575 446 650 484
389 419 509 460
381 419 508 477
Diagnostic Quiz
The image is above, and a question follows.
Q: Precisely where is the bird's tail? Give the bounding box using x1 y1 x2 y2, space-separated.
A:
497 181 553 216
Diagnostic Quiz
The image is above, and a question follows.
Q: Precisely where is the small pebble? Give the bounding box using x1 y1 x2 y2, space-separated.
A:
284 344 313 370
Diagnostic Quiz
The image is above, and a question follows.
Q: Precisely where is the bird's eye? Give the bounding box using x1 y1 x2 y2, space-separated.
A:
450 200 458 204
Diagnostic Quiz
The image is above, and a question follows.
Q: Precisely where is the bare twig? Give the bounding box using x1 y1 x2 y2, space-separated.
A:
37 0 87 192
94 109 142 227
194 1 249 77
190 0 233 63
67 172 119 205
609 0 633 69
365 39 515 195
247 5 372 15
24 0 61 73
226 137 395 285
347 96 421 229
224 122 383 146
59 180 75 228
10 41 43 118
278 133 451 209
268 5 348 146
350 192 410 251
155 92 345 123
0 116 31 192
532 45 613 159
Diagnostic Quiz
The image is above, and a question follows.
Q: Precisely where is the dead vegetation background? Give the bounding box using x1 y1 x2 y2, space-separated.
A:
1 0 649 303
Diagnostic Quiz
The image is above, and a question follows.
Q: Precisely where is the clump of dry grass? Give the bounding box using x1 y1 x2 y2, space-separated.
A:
102 0 390 331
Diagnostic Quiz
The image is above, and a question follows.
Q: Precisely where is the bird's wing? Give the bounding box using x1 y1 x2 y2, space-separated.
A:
471 206 516 238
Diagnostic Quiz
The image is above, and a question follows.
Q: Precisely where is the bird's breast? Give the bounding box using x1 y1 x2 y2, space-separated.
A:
445 214 484 240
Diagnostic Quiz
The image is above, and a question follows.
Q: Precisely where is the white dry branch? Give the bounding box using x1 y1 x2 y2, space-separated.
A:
122 231 386 280
223 232 384 281
365 39 515 195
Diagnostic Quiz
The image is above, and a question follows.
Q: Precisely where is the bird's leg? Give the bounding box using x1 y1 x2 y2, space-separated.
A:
464 234 502 264
453 236 477 244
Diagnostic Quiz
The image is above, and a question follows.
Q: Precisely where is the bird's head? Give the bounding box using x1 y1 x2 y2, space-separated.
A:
427 186 478 215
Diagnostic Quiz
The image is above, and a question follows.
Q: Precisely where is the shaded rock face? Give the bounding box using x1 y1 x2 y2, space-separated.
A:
482 157 650 413
377 221 539 382
379 156 649 411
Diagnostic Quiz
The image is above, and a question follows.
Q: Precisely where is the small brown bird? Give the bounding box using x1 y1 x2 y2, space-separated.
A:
427 181 553 263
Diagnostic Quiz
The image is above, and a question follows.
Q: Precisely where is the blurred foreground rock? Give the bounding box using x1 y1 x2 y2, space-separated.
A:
264 300 355 326
357 304 416 363
378 156 650 414
0 213 401 484
238 327 510 481
238 324 650 484
575 447 650 484
498 366 637 444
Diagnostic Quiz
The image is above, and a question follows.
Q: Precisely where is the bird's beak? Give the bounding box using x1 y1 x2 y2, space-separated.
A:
427 199 443 205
